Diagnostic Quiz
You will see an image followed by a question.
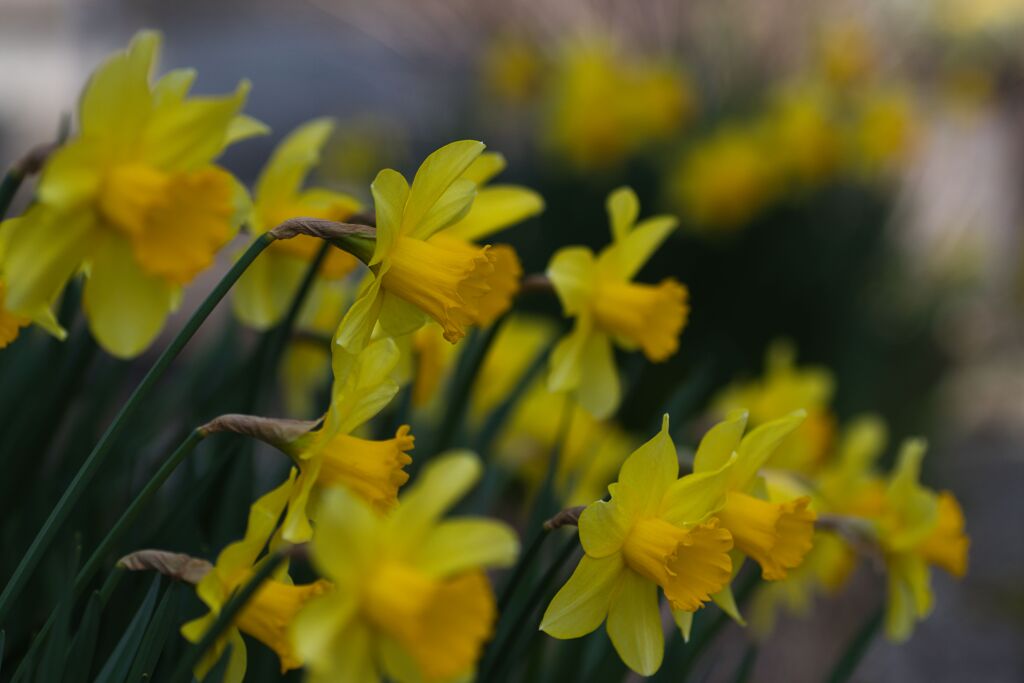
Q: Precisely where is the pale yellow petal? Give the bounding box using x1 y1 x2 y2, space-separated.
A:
35 139 104 207
660 455 737 525
607 569 663 676
547 246 596 315
606 186 639 242
578 500 629 558
732 410 807 491
547 318 590 394
598 215 678 281
410 178 477 240
693 410 748 473
388 451 481 551
413 518 519 576
226 114 271 146
82 232 177 359
576 330 619 419
461 151 507 185
311 487 380 579
140 80 252 171
401 140 485 237
442 185 544 242
334 274 384 353
369 169 409 265
672 608 693 642
254 118 334 210
540 553 622 639
617 415 676 516
377 291 428 337
295 597 377 683
217 470 296 576
231 250 307 331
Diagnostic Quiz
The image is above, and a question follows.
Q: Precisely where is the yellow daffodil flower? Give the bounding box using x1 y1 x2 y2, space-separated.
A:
294 452 519 683
672 122 779 232
181 473 329 683
278 337 412 542
875 439 969 641
546 39 693 170
547 186 685 418
541 415 737 676
0 30 265 357
713 341 836 474
692 410 816 586
233 118 362 330
848 87 918 175
765 84 843 186
334 141 496 352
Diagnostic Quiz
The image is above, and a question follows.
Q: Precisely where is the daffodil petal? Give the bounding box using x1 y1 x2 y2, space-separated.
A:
660 454 737 525
334 274 384 353
732 410 807 491
370 169 409 265
36 140 104 207
693 410 748 473
217 470 296 575
412 178 477 240
312 487 381 577
711 584 746 624
607 569 664 676
547 246 595 315
82 232 177 359
378 291 428 337
152 68 196 107
597 215 678 280
576 331 619 419
461 151 506 185
401 140 485 237
389 451 482 550
326 336 401 435
618 415 677 516
295 598 376 683
578 500 629 558
225 114 271 146
672 608 693 642
547 318 590 394
443 185 544 242
413 518 519 576
541 553 622 639
231 250 307 331
254 118 334 210
79 30 157 153
606 186 639 242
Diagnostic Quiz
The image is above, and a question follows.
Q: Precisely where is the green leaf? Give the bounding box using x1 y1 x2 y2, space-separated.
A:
94 575 161 683
37 587 73 683
65 592 103 683
125 582 180 681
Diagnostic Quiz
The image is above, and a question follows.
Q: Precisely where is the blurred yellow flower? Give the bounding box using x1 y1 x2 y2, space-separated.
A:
233 118 362 330
818 22 876 87
334 141 495 351
181 473 329 683
541 416 735 675
0 31 264 358
848 87 918 175
547 187 685 418
482 34 544 105
0 278 29 348
766 85 843 186
294 452 519 683
713 341 836 474
546 39 693 169
279 337 412 542
875 439 969 641
673 123 778 232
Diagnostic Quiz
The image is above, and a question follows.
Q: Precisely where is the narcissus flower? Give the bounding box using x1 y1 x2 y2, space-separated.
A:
875 439 969 641
547 186 685 418
334 141 498 352
0 30 264 357
279 337 412 542
233 118 362 330
541 416 736 676
713 341 836 474
294 452 519 683
181 473 329 683
692 410 817 585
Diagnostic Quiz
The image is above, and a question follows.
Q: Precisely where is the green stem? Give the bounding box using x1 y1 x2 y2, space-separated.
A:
497 529 550 615
826 604 883 683
0 233 276 626
170 551 287 683
430 317 505 457
74 429 206 596
482 534 578 682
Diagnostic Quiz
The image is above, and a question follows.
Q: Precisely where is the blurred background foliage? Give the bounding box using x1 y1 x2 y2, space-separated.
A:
1 0 1023 681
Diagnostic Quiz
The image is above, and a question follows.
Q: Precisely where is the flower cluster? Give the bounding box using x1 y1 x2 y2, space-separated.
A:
0 28 970 683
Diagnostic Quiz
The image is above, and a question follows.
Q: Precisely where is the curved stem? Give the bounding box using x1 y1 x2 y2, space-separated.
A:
0 233 276 625
170 550 287 683
826 604 883 683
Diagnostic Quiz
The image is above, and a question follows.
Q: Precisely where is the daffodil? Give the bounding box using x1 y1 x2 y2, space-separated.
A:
692 410 817 585
279 337 412 542
233 118 362 330
875 439 969 641
672 122 779 231
713 341 836 474
181 473 329 683
547 186 685 418
334 141 496 352
546 38 693 169
294 451 519 683
0 30 265 357
540 416 736 676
